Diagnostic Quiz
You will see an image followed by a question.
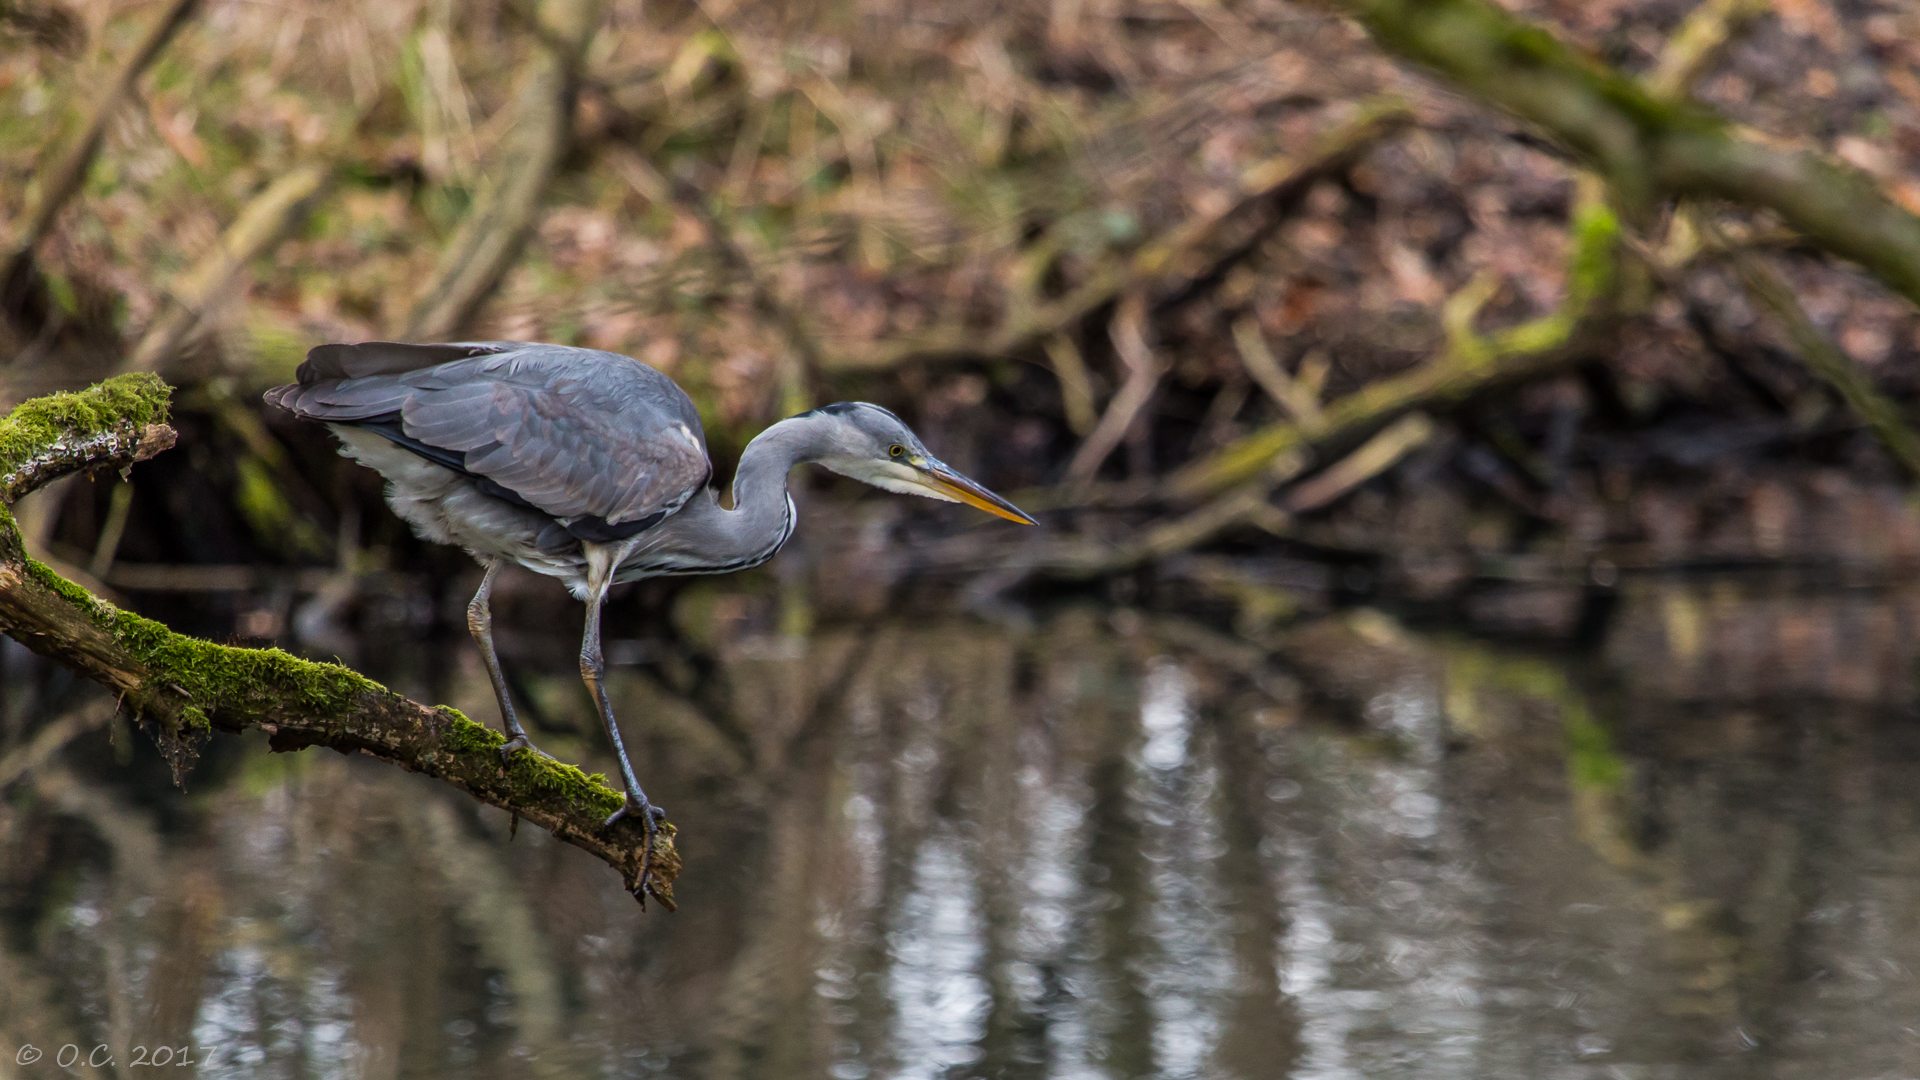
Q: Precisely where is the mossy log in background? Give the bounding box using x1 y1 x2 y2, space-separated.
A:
0 375 678 908
1325 0 1920 309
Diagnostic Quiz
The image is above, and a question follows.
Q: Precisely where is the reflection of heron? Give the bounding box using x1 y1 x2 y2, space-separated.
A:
268 341 1035 880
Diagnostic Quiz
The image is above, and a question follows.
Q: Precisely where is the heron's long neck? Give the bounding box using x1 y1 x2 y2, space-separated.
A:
638 415 829 572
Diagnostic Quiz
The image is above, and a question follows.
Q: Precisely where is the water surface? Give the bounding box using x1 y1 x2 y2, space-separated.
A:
4 578 1920 1078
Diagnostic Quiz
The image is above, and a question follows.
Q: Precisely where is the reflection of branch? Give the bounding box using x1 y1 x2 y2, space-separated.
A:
1327 0 1920 309
1 0 201 328
415 799 565 1050
0 696 114 791
0 377 680 908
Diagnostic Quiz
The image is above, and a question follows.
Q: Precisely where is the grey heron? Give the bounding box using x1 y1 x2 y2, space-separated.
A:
265 341 1035 892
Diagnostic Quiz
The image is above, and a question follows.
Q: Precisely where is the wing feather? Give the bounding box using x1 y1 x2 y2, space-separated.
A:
267 343 710 533
299 341 511 382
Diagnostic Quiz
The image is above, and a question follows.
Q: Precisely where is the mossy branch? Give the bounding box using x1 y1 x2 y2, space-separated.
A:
0 374 175 504
0 378 678 909
1324 0 1920 311
1168 196 1620 498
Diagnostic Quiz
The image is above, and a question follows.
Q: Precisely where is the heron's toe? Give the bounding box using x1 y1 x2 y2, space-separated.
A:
499 735 547 765
604 797 663 831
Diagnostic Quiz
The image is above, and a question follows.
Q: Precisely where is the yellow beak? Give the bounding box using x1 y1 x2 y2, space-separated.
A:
912 458 1039 525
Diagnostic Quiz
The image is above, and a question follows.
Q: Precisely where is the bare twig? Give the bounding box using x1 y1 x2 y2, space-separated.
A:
1066 295 1162 484
1231 316 1324 430
1170 195 1620 498
1282 412 1435 512
1723 238 1920 478
87 480 134 581
1 0 201 326
1125 450 1308 565
129 164 335 373
986 410 1438 580
1044 334 1101 436
0 696 115 791
402 0 604 340
830 102 1414 370
666 164 830 383
1644 0 1771 99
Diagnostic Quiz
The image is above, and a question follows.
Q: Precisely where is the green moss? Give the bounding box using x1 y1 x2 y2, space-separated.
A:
0 373 172 477
441 713 506 754
1565 200 1621 301
1 380 623 824
440 713 624 812
507 750 625 815
1443 642 1626 793
29 536 627 812
22 553 105 612
20 542 390 733
108 603 381 712
1491 197 1619 355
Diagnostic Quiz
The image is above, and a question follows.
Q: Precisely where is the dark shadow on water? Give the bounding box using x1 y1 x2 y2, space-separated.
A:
6 578 1920 1078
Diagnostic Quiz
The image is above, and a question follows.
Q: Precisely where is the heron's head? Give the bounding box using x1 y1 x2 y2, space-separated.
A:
800 402 1038 525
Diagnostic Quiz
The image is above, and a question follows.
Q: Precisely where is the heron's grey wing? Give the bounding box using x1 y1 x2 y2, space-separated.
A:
402 355 711 529
267 343 711 532
297 341 513 382
265 341 515 415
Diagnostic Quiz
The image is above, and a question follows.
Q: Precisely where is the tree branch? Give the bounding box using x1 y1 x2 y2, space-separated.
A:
129 164 336 373
828 101 1414 370
2 0 201 329
1643 0 1770 99
1325 0 1920 311
1168 193 1620 498
1726 236 1920 478
401 0 603 340
0 376 680 909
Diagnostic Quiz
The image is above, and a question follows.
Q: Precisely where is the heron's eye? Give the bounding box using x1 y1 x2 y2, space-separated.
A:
888 444 905 458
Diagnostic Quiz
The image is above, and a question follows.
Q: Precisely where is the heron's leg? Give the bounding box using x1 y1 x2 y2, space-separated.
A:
467 560 543 761
578 544 665 885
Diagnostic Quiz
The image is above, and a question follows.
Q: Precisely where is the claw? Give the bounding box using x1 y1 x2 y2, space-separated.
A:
499 734 548 766
603 796 662 830
606 797 666 906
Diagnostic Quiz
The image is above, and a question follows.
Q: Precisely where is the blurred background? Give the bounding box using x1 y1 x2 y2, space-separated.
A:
4 0 1920 1075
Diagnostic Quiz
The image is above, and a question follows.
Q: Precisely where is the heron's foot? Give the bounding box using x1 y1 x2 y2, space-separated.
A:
604 797 666 831
498 734 550 766
605 797 669 904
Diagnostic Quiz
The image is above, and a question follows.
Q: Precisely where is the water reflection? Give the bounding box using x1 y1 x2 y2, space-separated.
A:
5 582 1920 1077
